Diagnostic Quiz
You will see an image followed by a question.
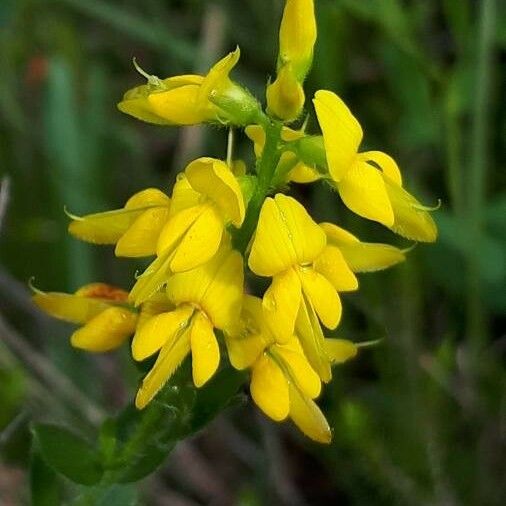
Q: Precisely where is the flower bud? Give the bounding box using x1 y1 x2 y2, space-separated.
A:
266 64 305 122
278 0 316 81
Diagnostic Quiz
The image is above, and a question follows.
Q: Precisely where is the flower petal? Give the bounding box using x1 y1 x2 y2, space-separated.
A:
275 346 321 399
68 208 144 245
359 151 402 186
226 333 266 370
70 306 137 352
313 90 363 182
148 85 205 125
135 330 191 409
324 338 358 364
198 48 240 108
338 160 394 227
313 245 358 292
128 253 173 306
131 305 193 361
263 269 301 344
199 249 244 330
295 296 331 382
33 291 110 324
244 125 265 158
249 194 326 276
115 207 170 257
190 312 220 387
251 353 289 421
288 162 321 183
339 242 406 272
299 268 342 329
384 177 438 242
288 382 331 444
319 222 405 272
185 158 245 226
124 188 170 209
169 175 202 218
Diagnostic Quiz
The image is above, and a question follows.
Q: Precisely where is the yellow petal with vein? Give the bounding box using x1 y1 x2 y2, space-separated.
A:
249 194 325 276
384 177 438 242
339 242 406 273
190 312 220 387
251 354 289 421
313 90 362 182
33 292 109 324
115 207 170 257
263 269 301 344
313 246 358 291
295 298 331 382
128 252 173 306
185 158 245 226
68 208 143 245
131 305 193 361
275 346 321 399
338 160 394 226
288 383 331 443
170 205 223 273
70 306 137 352
135 330 191 409
299 268 342 329
148 85 205 125
200 249 243 330
324 338 358 364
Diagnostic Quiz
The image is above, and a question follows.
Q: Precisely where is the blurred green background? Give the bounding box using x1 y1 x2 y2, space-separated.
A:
0 0 505 504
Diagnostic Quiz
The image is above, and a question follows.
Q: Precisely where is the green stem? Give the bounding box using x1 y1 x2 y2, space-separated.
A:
466 0 496 351
233 118 283 254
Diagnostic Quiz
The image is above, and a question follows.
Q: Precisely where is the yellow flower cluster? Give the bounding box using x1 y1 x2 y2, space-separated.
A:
33 0 437 443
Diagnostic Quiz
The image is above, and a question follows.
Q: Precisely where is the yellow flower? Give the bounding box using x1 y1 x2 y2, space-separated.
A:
313 90 437 242
132 245 244 409
245 125 320 183
32 283 137 352
119 49 260 127
278 0 316 81
226 296 357 443
129 158 245 306
248 194 357 381
266 64 305 122
68 188 171 257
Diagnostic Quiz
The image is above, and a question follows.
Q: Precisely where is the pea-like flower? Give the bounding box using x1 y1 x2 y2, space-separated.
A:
32 283 137 352
313 90 437 242
249 194 356 381
129 157 245 305
68 188 170 257
131 244 243 409
118 49 260 127
226 296 357 443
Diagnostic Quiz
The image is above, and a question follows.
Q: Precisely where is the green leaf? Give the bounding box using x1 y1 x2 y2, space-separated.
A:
32 423 103 486
30 450 61 506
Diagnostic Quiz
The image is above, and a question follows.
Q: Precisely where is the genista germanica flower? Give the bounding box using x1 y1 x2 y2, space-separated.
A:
312 90 438 242
132 243 243 408
34 0 438 444
33 283 137 352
